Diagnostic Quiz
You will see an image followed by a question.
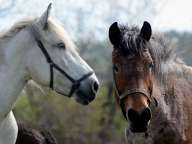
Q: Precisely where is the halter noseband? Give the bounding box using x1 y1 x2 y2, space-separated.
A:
113 71 157 120
30 25 93 97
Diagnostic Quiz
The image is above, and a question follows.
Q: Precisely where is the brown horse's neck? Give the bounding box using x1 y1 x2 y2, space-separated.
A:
149 63 192 144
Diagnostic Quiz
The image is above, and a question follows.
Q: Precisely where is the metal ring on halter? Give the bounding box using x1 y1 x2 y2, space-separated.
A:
30 25 93 97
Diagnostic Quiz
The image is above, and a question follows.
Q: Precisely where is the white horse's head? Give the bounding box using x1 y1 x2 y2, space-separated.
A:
26 4 99 105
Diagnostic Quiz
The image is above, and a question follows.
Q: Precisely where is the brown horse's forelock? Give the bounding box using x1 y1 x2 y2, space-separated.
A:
118 25 183 83
118 26 147 57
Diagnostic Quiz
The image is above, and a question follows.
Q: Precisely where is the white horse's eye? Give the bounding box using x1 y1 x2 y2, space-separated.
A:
56 42 65 49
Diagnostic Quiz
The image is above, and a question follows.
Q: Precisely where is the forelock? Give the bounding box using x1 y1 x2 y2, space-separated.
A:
118 25 148 56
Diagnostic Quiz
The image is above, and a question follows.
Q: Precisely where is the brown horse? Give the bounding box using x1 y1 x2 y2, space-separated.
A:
108 21 192 144
16 123 57 144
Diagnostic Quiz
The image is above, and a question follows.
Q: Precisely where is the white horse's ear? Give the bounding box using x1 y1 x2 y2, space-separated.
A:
38 3 52 29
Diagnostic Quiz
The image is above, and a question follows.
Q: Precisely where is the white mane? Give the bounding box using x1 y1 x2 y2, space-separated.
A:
0 17 73 48
0 17 35 40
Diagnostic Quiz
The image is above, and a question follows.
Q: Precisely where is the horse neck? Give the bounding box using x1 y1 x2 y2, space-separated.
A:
0 28 32 120
150 64 190 141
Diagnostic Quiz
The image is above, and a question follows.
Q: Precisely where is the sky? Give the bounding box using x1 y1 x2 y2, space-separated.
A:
0 0 192 40
153 0 192 31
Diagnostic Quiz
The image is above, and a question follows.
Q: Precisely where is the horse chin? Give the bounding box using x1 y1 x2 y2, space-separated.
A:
74 89 96 105
126 123 148 134
74 96 90 105
128 123 148 133
54 88 91 105
130 126 148 133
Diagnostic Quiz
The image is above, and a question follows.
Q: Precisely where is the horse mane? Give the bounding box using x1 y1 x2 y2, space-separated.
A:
118 25 190 83
149 33 185 82
0 16 75 51
0 17 36 40
0 17 64 40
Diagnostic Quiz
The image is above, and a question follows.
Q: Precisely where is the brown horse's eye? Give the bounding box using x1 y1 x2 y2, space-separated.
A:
113 64 119 73
149 63 154 69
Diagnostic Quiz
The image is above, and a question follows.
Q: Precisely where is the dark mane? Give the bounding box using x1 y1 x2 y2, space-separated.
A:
118 24 185 82
118 25 148 56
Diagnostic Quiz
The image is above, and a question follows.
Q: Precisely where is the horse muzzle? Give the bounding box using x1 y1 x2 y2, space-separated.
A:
127 108 151 133
75 74 99 105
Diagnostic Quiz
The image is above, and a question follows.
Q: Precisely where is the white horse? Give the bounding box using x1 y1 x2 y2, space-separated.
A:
0 3 99 144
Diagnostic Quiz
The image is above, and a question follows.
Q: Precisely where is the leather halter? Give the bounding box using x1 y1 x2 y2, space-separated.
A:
30 25 93 97
113 71 157 120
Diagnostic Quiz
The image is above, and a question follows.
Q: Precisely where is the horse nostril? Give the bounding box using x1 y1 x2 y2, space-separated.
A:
92 81 99 93
141 107 152 122
127 108 151 123
127 109 139 123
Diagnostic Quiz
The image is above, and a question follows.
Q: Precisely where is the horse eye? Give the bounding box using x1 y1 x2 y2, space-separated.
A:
149 63 154 69
56 42 65 49
113 65 119 73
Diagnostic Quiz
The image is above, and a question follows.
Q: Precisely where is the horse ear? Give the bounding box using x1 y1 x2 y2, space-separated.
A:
109 22 121 46
38 3 52 29
140 21 152 41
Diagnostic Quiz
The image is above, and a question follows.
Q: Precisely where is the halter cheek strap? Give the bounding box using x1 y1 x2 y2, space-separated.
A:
30 25 93 97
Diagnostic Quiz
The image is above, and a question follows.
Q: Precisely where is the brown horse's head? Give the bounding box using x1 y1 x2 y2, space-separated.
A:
109 21 156 133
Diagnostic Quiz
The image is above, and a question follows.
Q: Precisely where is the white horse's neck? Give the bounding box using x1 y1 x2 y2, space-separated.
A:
0 27 32 144
0 28 31 118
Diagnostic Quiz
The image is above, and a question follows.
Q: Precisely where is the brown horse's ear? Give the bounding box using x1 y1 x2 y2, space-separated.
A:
140 21 152 41
109 22 121 46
